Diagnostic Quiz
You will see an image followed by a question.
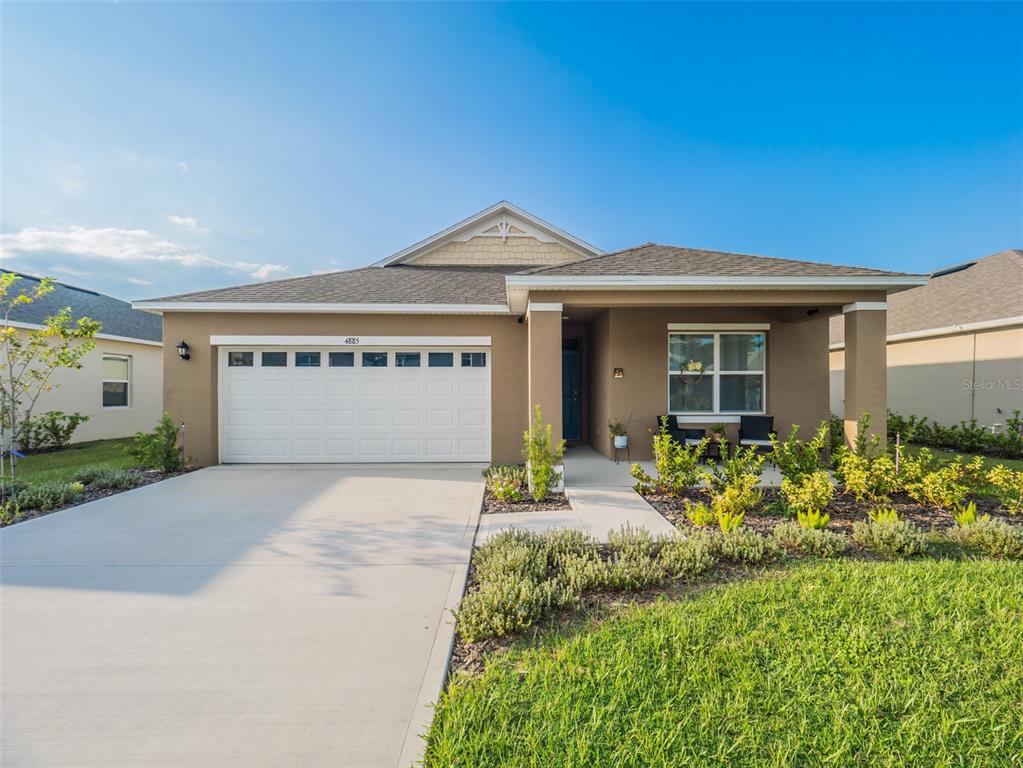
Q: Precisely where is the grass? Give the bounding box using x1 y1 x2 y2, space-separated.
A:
12 438 137 486
902 443 1023 472
426 559 1023 768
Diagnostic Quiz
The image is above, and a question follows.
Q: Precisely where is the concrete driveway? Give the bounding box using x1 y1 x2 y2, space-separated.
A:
0 464 484 768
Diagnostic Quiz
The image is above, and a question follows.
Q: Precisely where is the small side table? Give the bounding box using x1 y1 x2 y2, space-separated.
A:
613 444 631 465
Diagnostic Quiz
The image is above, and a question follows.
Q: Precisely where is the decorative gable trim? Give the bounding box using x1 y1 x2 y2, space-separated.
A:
372 201 604 266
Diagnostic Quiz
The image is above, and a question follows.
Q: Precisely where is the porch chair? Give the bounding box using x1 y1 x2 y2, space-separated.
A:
659 416 708 448
738 416 776 456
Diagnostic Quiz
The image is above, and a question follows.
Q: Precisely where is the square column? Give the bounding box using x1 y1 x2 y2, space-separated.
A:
527 302 563 444
843 302 888 448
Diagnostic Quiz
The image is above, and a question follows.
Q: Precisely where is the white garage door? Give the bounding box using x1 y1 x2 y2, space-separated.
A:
219 344 491 463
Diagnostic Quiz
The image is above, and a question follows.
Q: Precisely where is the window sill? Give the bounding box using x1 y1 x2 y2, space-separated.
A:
671 414 765 423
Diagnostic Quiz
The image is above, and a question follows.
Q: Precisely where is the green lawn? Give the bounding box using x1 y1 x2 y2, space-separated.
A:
14 438 137 485
426 559 1023 768
902 443 1023 472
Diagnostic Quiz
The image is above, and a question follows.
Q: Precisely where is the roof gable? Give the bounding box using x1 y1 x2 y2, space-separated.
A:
373 202 604 267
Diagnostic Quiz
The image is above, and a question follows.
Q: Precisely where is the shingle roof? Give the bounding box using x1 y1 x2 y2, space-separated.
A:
830 249 1023 345
4 271 162 343
139 265 516 305
526 243 916 278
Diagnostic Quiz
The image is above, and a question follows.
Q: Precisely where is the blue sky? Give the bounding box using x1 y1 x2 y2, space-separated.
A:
2 2 1020 300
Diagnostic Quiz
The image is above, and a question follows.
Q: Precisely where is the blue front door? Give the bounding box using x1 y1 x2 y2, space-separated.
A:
562 349 581 441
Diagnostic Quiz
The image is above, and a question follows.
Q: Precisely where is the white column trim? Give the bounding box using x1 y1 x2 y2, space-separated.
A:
667 323 771 331
843 302 888 313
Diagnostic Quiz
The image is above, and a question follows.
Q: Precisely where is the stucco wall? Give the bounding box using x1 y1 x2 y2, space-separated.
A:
21 332 164 442
831 326 1023 427
161 312 530 466
588 308 830 460
410 236 583 267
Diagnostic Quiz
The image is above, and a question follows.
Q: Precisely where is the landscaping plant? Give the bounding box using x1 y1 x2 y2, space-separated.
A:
903 454 983 510
852 518 928 557
630 416 706 496
0 498 23 527
987 465 1023 515
523 406 565 502
69 466 141 490
16 410 90 452
702 442 764 494
868 505 901 524
15 480 85 512
952 500 986 527
684 500 715 527
780 469 833 529
718 527 783 564
770 421 829 483
772 521 849 558
945 517 1023 559
127 414 186 473
889 408 1023 459
484 464 526 502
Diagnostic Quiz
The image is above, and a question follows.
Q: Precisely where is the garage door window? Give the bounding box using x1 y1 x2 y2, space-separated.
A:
461 352 486 367
428 352 453 367
102 355 131 408
261 351 287 367
295 352 321 367
362 352 388 367
395 352 421 368
228 351 253 367
329 351 354 367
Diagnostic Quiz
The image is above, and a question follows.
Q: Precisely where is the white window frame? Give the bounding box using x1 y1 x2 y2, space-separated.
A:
102 354 132 409
667 331 766 418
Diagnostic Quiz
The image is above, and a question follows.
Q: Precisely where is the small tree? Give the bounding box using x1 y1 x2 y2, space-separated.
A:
523 405 565 502
1 274 100 497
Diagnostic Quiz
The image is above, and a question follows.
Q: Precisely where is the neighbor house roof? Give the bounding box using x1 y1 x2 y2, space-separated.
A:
830 249 1023 346
4 271 163 343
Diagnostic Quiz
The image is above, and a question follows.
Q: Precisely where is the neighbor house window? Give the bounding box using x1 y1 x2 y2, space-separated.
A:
461 352 486 367
261 351 287 367
102 355 131 408
395 352 421 368
362 352 387 367
329 352 354 367
295 352 321 367
668 332 765 414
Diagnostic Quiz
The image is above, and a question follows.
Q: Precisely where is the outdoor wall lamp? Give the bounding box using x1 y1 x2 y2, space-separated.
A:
176 340 191 361
613 367 624 379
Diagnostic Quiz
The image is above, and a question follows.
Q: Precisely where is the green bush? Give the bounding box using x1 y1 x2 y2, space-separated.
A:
630 417 706 496
707 473 763 533
718 527 783 564
605 527 667 590
523 406 565 502
852 519 928 557
658 534 719 578
773 521 849 558
836 452 899 502
987 465 1023 515
889 408 1023 459
127 413 185 472
16 410 90 451
869 505 901 524
556 551 609 595
456 575 558 643
946 518 1023 559
703 443 764 494
472 529 549 584
69 466 140 490
770 421 830 483
904 454 983 510
684 500 715 527
484 464 527 501
781 469 833 528
15 481 84 511
0 499 25 526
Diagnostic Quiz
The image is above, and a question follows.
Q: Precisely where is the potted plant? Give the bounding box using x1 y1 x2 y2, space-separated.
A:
710 422 728 443
608 419 628 448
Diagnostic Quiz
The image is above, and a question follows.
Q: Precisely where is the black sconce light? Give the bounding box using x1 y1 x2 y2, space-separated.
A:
176 340 191 361
613 367 624 379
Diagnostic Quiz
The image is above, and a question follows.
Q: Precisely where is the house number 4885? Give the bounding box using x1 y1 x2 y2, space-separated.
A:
344 337 360 345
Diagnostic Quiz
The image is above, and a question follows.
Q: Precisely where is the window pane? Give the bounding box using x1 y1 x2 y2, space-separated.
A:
295 352 321 367
720 334 765 371
461 352 486 367
261 351 287 367
102 356 129 380
720 374 764 411
103 382 128 407
428 352 453 367
395 352 421 368
228 351 253 367
329 351 354 367
669 374 713 412
669 334 714 372
362 352 387 367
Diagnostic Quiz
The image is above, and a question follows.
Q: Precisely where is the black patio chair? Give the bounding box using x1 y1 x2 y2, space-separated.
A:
738 415 776 456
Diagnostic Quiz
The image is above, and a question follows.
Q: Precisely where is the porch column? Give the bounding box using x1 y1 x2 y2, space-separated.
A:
527 302 563 444
843 302 888 448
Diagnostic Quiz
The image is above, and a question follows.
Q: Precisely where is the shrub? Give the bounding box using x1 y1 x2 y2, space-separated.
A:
472 529 549 584
16 410 90 451
826 413 845 461
987 465 1023 515
868 505 901 524
781 470 833 529
836 452 899 502
523 406 565 502
952 501 986 527
718 527 783 564
658 534 719 578
0 499 24 526
557 551 609 595
684 500 715 527
852 519 928 557
707 474 763 533
544 528 597 562
630 417 706 496
15 481 84 511
69 466 140 490
946 518 1023 559
772 521 849 557
703 443 764 494
904 454 984 510
128 414 185 472
455 574 557 643
605 526 666 590
770 421 829 483
888 408 1023 459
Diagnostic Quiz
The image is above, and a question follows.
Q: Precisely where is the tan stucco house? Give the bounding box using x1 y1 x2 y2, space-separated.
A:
6 272 164 442
831 249 1023 428
133 202 926 466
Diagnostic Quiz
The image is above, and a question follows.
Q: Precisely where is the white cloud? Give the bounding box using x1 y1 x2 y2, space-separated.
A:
0 225 288 282
178 161 189 173
166 215 209 234
51 264 91 278
127 277 155 286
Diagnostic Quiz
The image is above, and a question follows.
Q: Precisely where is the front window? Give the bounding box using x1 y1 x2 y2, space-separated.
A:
668 332 765 414
102 355 131 407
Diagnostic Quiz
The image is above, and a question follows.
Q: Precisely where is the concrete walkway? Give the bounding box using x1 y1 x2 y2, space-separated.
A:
477 446 676 543
1 464 484 768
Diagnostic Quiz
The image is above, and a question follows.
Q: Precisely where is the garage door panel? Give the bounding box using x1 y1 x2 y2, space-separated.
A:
221 345 490 463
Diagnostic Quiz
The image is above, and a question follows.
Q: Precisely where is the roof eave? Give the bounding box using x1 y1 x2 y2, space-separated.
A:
130 301 513 315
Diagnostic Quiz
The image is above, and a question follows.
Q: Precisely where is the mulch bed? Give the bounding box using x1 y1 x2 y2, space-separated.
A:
645 488 1013 536
482 489 572 514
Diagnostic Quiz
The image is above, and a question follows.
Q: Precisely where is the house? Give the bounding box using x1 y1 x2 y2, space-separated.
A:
5 272 164 442
830 249 1023 428
132 202 926 466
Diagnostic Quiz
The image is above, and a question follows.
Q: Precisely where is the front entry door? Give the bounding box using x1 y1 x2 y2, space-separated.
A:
562 348 581 441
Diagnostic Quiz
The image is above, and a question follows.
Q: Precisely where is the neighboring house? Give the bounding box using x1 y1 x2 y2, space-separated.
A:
830 250 1023 428
4 272 164 443
133 202 926 466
